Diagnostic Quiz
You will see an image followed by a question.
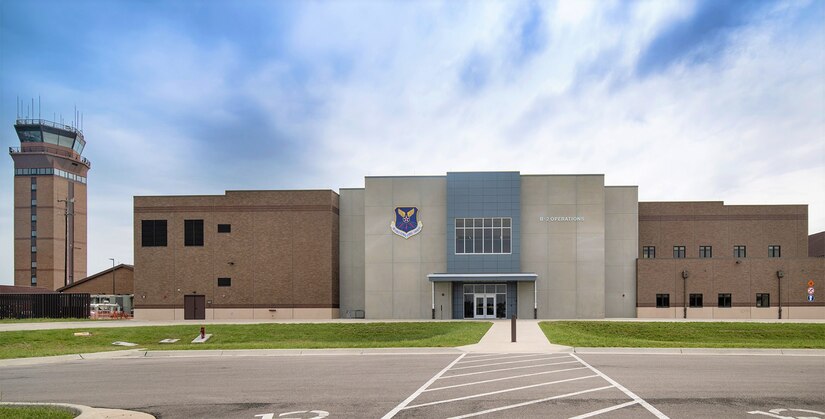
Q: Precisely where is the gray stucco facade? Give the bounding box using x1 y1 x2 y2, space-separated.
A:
338 171 639 320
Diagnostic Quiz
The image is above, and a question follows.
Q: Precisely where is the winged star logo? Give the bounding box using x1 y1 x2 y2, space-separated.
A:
391 207 423 239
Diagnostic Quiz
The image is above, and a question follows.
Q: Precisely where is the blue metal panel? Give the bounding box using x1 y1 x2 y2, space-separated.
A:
446 172 521 274
452 282 463 319
507 282 518 320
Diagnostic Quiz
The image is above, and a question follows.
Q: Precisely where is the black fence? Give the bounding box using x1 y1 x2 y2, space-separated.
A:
0 293 90 319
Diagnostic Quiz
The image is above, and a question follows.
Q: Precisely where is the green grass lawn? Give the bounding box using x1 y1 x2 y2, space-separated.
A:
0 406 75 419
539 321 825 348
0 322 492 359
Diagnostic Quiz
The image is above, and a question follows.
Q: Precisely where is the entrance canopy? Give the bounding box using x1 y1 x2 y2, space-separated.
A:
427 273 537 282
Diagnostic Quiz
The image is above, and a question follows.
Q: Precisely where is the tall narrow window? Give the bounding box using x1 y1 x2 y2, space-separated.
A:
184 219 204 247
141 220 168 247
699 246 712 258
643 246 656 258
673 246 686 259
768 245 781 258
734 245 746 258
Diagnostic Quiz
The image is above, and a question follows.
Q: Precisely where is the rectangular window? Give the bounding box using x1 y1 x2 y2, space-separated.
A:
141 220 168 247
718 293 732 308
31 230 36 237
31 246 37 253
217 277 231 287
756 293 770 308
643 246 656 258
31 199 37 206
768 245 781 258
217 224 231 233
31 261 37 268
699 246 712 258
689 293 703 308
734 245 746 258
455 217 512 254
31 214 37 222
31 183 37 190
673 246 686 259
31 276 37 286
656 294 670 308
185 220 204 246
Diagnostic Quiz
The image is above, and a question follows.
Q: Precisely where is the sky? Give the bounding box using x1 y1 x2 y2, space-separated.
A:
1 0 823 283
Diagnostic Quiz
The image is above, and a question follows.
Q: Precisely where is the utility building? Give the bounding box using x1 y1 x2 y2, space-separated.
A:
9 117 90 290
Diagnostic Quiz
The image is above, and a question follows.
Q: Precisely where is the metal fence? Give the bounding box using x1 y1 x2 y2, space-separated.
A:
0 293 90 319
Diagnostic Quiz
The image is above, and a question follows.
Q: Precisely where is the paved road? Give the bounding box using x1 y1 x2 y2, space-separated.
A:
0 353 822 418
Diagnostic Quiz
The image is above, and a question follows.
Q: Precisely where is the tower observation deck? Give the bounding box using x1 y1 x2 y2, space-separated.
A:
10 118 91 290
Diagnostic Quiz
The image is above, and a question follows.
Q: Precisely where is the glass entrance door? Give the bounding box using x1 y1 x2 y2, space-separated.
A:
463 284 508 319
474 294 496 319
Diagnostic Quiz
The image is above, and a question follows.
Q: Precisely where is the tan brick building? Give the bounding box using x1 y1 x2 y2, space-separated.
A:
57 264 134 295
132 190 339 320
9 118 90 291
637 202 824 319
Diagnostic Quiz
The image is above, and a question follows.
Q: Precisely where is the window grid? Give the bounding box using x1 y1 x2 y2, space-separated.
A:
14 167 87 183
699 246 712 258
642 246 655 259
455 217 512 255
673 246 686 259
734 245 746 258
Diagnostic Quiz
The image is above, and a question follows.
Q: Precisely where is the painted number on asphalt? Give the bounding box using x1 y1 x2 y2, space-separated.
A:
748 407 825 418
255 411 330 419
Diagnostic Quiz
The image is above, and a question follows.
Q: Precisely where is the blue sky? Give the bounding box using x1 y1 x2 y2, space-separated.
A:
1 0 824 281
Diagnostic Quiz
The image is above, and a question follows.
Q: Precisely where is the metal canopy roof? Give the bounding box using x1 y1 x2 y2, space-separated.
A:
427 273 537 282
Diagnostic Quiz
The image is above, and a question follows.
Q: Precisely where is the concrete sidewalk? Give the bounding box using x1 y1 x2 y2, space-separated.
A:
0 402 154 419
458 319 572 353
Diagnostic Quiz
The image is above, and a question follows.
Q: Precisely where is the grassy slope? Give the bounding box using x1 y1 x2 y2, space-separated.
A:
540 321 825 348
0 322 491 359
0 406 75 419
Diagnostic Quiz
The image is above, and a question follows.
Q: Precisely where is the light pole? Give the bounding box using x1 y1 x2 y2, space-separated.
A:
109 258 116 295
777 270 784 320
681 270 689 319
57 198 74 287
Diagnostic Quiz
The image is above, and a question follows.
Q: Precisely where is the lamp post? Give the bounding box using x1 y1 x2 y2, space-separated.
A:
57 198 74 287
776 270 784 320
681 270 689 319
109 258 116 295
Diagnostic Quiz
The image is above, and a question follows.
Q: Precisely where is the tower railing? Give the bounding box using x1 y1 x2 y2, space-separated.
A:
9 145 91 167
15 118 84 139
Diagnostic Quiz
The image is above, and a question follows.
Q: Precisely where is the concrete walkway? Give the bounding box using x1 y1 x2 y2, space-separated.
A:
0 402 154 419
458 319 572 353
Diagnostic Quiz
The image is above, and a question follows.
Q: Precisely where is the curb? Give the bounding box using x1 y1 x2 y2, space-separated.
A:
0 402 154 419
573 347 825 356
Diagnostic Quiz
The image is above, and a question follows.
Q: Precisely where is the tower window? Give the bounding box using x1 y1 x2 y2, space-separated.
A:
141 220 168 247
642 246 655 258
673 246 686 258
768 245 781 258
734 245 746 258
699 246 712 258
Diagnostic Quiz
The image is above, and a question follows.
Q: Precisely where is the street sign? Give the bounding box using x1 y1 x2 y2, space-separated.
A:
808 280 815 287
808 287 815 295
808 295 815 302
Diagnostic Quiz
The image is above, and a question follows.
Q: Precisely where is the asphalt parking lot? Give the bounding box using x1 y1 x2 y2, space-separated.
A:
0 352 823 418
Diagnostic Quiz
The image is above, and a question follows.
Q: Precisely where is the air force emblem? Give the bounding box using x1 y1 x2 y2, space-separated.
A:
391 207 423 239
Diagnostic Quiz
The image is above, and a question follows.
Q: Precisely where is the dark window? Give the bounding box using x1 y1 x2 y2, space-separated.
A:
141 220 168 247
689 293 703 308
656 294 670 308
217 277 231 287
184 219 204 246
699 246 712 258
673 246 686 259
718 293 732 308
217 224 231 233
756 293 770 308
643 246 656 259
455 217 511 254
768 245 781 258
734 245 746 258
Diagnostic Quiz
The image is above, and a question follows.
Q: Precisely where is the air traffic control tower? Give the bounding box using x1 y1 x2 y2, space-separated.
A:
10 118 91 290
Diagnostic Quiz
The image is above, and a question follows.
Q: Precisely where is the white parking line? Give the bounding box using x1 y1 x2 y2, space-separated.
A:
446 385 616 419
571 354 669 419
424 366 589 392
455 353 548 365
381 353 466 419
569 400 640 419
402 374 600 410
461 353 510 360
439 360 581 379
449 355 571 370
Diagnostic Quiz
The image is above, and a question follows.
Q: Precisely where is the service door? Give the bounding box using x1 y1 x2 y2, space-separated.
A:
184 295 206 320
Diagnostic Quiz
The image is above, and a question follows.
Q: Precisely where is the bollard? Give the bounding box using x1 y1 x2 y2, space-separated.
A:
200 326 205 339
511 314 517 342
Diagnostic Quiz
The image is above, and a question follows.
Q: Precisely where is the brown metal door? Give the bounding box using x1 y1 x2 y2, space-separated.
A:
184 295 205 320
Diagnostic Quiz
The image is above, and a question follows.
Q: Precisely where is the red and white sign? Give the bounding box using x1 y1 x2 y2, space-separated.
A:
808 287 815 295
